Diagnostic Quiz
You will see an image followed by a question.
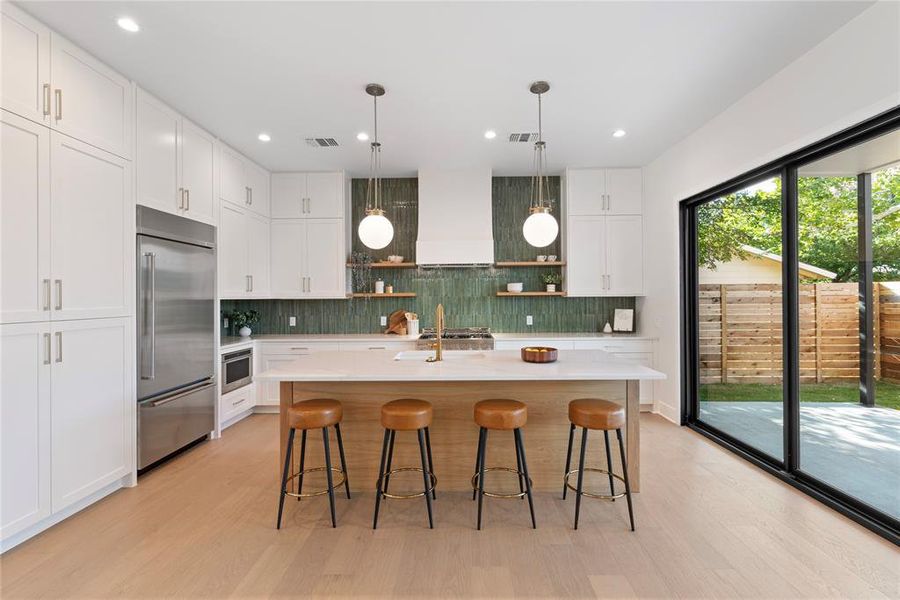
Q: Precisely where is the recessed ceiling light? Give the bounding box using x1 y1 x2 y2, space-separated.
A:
612 129 627 138
356 132 369 141
257 133 271 142
484 130 497 140
116 17 140 33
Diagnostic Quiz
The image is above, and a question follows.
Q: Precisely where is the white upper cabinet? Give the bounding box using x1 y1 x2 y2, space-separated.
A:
270 218 346 299
49 34 132 159
50 132 131 320
180 118 216 224
218 202 269 298
565 168 642 216
50 317 131 512
247 211 270 297
565 216 607 296
269 220 306 296
605 215 644 295
271 172 344 219
135 90 179 215
1 111 50 324
219 144 269 217
1 5 51 124
245 161 270 218
0 322 52 539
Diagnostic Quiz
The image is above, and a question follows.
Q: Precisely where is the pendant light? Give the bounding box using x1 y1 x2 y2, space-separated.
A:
358 83 394 250
522 81 559 248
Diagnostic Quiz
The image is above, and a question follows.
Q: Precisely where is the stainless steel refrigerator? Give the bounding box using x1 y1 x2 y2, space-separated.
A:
137 206 216 470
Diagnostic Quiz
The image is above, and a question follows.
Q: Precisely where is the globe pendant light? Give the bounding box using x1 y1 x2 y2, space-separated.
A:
358 83 394 250
522 81 559 248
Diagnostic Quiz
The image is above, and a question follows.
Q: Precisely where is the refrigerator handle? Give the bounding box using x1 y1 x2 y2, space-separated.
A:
142 252 157 380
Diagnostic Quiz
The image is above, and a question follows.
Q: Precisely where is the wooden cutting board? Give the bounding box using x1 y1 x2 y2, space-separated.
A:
385 309 408 335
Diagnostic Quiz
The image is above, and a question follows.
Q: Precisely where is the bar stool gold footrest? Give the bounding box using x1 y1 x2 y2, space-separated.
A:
471 467 533 499
378 467 437 500
565 468 627 500
285 466 346 499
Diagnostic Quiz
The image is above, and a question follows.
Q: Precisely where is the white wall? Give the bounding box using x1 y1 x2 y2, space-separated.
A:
641 1 900 422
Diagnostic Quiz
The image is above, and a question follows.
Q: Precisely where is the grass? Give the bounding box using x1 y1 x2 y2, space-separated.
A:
700 380 900 410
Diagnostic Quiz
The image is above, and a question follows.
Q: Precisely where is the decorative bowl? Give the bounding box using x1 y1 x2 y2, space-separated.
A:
387 255 404 263
506 282 523 293
521 346 558 363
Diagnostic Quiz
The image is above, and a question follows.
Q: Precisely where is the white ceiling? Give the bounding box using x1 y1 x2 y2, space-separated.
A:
19 1 872 176
799 129 900 176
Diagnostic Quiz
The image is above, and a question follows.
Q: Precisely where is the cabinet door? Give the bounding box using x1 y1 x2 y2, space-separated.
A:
51 317 131 512
565 169 606 216
1 5 50 123
270 173 306 218
258 355 300 406
218 201 250 298
181 118 216 224
50 132 131 320
565 216 606 296
605 215 643 295
605 168 642 215
135 90 179 215
247 212 270 297
50 33 131 159
0 322 51 539
270 220 306 296
306 172 343 219
306 219 346 298
218 145 245 207
220 384 255 425
245 162 270 218
1 111 50 324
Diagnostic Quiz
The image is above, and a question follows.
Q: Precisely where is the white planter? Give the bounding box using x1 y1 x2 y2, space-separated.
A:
546 284 557 292
239 326 252 337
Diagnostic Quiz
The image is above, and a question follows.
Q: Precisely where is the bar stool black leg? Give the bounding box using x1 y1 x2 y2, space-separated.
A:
616 428 635 531
296 429 307 501
476 427 487 530
514 428 536 529
603 430 615 501
424 427 436 500
574 427 588 530
322 427 336 528
383 430 396 494
563 423 575 500
513 431 524 499
373 428 390 530
334 423 351 499
277 428 295 529
472 426 485 501
417 428 434 529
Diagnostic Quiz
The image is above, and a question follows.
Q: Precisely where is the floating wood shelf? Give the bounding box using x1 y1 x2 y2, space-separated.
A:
495 261 565 267
496 291 566 297
349 292 417 298
347 262 417 269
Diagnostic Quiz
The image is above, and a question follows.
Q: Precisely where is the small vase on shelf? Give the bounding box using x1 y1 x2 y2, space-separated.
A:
239 326 252 337
546 284 557 293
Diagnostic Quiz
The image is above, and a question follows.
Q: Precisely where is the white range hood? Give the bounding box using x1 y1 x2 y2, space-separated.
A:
415 168 495 266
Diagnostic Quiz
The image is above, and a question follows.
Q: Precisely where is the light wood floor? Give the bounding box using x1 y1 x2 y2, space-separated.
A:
1 414 897 599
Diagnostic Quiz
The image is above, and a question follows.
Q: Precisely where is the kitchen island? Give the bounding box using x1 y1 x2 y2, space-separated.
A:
255 349 665 492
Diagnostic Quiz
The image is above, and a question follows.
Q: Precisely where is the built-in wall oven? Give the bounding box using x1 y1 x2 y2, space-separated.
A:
222 348 253 394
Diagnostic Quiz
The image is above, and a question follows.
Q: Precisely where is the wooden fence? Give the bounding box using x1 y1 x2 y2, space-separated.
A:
700 282 900 384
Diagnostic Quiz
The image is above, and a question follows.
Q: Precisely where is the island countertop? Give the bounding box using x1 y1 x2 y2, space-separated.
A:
255 349 666 382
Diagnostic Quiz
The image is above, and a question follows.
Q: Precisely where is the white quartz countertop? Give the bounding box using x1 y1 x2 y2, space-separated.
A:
254 349 666 382
221 332 654 349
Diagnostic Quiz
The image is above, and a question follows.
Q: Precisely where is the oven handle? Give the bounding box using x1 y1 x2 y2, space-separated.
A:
223 353 252 365
146 381 215 408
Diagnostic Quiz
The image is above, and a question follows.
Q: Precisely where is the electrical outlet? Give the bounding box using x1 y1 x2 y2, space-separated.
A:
526 315 533 326
380 315 387 327
289 316 297 327
223 317 229 328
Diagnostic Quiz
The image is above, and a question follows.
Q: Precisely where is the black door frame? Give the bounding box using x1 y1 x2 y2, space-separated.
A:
679 105 900 544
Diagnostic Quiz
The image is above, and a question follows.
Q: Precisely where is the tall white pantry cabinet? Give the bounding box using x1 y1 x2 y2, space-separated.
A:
1 4 135 548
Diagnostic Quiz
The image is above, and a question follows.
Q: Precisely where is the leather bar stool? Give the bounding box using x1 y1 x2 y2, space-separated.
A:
563 398 634 531
277 399 350 529
373 399 436 529
472 399 536 530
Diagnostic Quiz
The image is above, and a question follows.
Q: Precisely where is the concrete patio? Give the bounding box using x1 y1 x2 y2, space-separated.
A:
700 401 900 519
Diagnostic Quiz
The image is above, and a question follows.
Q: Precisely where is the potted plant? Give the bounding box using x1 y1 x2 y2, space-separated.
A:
542 272 562 293
228 309 260 337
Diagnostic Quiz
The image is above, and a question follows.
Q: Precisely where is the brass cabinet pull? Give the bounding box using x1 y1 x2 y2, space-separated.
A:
42 84 51 116
54 89 62 120
43 279 51 311
55 331 63 363
43 333 51 365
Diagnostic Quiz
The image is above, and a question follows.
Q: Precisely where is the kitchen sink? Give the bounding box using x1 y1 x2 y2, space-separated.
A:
393 350 488 361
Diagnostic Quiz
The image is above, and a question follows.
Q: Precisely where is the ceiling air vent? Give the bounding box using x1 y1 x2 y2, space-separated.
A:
305 137 340 148
508 132 539 143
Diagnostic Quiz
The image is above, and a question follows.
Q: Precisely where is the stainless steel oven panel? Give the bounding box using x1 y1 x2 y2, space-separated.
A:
221 348 253 394
138 380 215 469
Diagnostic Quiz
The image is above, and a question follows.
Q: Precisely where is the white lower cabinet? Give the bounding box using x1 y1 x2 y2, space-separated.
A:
220 384 255 425
255 343 340 407
0 322 51 539
1 317 133 542
495 340 575 351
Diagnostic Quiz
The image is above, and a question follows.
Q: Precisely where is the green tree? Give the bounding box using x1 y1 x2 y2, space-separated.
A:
697 167 900 282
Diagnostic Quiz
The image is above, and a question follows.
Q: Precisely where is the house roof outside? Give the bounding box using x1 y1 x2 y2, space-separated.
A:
739 245 837 279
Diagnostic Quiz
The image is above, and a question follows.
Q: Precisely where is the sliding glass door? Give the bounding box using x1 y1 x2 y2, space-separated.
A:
682 108 900 541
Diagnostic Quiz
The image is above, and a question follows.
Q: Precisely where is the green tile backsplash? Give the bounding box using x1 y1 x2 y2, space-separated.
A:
222 176 635 335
